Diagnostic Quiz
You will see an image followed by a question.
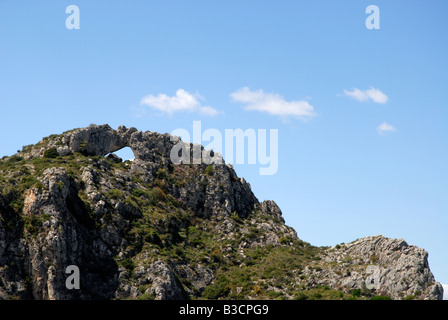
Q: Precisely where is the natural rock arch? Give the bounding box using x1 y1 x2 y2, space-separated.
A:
64 124 177 163
68 124 137 157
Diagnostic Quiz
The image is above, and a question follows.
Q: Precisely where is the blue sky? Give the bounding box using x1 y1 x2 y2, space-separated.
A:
1 1 447 286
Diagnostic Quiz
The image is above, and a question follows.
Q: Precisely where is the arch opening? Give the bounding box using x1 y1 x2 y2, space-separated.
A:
106 146 135 162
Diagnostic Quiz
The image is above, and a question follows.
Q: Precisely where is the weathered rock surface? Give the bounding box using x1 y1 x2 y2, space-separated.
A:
0 124 443 300
316 236 443 300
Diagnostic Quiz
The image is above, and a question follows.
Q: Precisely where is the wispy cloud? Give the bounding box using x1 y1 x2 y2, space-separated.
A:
130 104 147 118
140 89 220 116
377 121 396 135
230 87 316 120
343 87 388 104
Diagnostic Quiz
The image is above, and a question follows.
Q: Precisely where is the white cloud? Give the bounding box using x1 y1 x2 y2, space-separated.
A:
442 284 448 300
230 87 316 120
343 87 388 104
140 89 220 116
377 121 396 135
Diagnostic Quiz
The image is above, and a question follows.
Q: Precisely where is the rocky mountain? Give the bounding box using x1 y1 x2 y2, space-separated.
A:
0 124 443 300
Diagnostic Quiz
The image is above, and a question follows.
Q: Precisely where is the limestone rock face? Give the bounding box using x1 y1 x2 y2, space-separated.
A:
320 236 443 300
0 124 443 300
68 125 135 157
118 260 185 300
258 200 284 223
18 167 118 299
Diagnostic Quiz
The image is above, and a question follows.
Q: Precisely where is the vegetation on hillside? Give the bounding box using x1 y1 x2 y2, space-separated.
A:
0 137 405 300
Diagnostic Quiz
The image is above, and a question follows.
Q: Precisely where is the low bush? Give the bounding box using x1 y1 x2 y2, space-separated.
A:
202 275 230 299
205 165 214 176
370 295 392 300
44 148 58 159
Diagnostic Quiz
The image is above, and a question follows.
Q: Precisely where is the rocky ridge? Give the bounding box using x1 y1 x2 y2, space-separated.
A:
0 124 443 300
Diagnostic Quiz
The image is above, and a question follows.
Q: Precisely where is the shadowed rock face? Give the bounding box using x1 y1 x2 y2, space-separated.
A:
0 124 443 300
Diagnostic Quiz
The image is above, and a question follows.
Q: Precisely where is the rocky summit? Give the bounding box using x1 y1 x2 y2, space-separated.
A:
0 124 443 300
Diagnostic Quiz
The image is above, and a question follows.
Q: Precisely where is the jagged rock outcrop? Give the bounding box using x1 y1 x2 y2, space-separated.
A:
24 124 256 219
317 236 443 300
0 124 443 300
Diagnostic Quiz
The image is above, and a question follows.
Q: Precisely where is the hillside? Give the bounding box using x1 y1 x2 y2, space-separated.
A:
0 124 443 300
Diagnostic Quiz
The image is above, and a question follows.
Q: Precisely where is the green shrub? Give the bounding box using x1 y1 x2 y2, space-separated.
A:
202 275 230 299
144 230 163 246
230 212 243 224
120 258 135 272
21 175 39 188
246 227 260 240
311 292 323 300
107 189 124 200
174 246 185 258
262 265 276 276
23 214 50 237
21 144 33 153
124 196 141 211
267 291 284 299
147 187 166 204
294 292 309 300
352 288 361 297
131 188 146 198
279 236 293 244
155 168 167 179
370 295 392 300
44 148 58 159
138 292 155 300
210 247 223 263
187 226 203 247
205 165 214 176
166 194 181 207
6 155 23 163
